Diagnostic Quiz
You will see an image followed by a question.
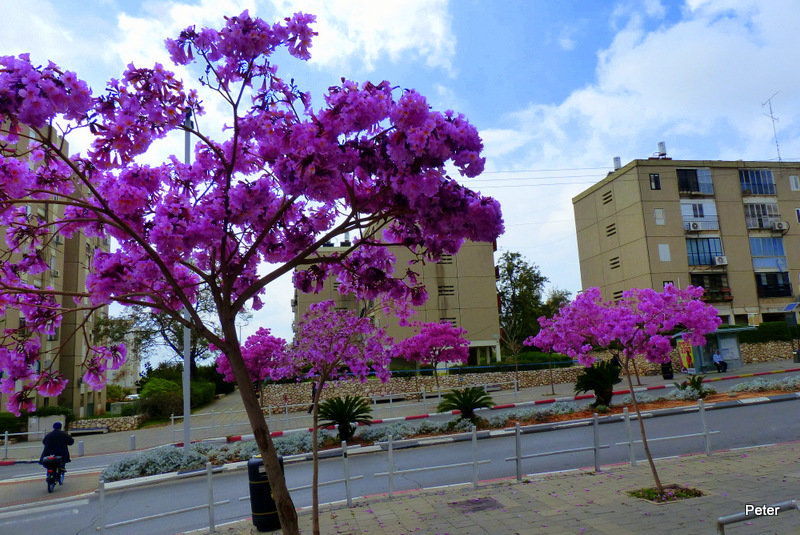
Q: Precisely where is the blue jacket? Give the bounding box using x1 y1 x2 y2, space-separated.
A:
40 429 74 463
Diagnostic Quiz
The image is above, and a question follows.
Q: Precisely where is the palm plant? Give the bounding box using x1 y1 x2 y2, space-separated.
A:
574 359 622 407
437 387 494 423
317 395 373 442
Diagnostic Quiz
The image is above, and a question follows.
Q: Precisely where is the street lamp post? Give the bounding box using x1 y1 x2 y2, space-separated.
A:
182 110 193 452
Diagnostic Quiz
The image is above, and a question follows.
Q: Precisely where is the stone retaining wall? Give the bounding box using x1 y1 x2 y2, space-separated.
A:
258 342 795 408
69 415 145 432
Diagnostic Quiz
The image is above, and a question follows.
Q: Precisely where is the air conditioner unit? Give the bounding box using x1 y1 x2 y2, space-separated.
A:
713 255 728 266
773 221 789 231
689 222 701 231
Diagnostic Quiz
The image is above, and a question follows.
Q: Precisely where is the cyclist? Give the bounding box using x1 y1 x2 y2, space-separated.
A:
40 422 74 472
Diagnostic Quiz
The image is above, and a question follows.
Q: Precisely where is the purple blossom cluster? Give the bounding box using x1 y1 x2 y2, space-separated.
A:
0 12 503 419
398 321 470 368
527 285 722 365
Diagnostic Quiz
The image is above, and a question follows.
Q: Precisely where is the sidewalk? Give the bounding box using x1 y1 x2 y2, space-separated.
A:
196 441 800 534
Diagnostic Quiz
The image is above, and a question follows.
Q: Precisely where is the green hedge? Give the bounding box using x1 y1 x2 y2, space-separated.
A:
450 352 574 375
31 405 75 426
0 412 24 434
733 322 800 344
190 380 216 408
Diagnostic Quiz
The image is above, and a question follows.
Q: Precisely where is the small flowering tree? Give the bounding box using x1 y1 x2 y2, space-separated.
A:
397 321 469 391
0 11 503 534
283 301 392 535
526 285 720 495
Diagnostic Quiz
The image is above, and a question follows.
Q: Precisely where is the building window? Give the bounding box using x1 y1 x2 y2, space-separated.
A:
658 244 671 262
790 175 800 191
654 209 665 225
680 199 718 230
686 238 723 266
796 208 800 223
612 290 623 301
677 168 714 194
649 173 661 190
605 223 617 237
740 169 775 195
438 254 453 265
439 317 457 326
749 237 786 270
601 190 613 205
744 202 780 229
755 272 791 298
609 256 621 269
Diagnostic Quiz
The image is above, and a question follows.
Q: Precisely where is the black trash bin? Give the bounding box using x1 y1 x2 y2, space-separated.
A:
248 455 284 532
660 363 674 380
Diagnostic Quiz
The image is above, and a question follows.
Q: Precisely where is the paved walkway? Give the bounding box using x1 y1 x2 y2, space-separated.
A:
195 441 800 534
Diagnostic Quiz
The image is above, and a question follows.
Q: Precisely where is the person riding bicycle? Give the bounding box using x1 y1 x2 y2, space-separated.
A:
40 422 74 471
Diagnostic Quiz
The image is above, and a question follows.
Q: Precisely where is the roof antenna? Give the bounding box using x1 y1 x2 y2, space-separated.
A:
763 91 782 161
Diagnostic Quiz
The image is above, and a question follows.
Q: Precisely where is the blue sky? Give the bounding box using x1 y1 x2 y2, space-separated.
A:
4 0 800 344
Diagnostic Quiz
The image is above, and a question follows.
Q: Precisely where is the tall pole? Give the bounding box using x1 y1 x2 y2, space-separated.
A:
182 109 193 452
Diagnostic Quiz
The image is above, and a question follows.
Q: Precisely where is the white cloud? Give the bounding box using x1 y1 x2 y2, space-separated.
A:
269 0 455 72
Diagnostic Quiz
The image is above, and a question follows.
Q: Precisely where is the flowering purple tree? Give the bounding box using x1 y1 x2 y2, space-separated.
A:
398 321 469 390
214 327 285 383
282 301 392 535
0 11 503 534
526 285 720 495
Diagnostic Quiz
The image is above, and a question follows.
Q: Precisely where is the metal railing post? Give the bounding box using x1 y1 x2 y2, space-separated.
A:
342 441 352 507
206 462 215 532
98 478 106 534
129 435 135 451
78 440 84 457
228 409 233 433
389 395 393 418
514 379 518 402
471 425 478 488
3 430 7 459
171 413 175 443
593 413 600 472
515 422 522 482
211 410 216 433
388 434 395 498
699 399 711 455
624 407 636 466
421 389 427 413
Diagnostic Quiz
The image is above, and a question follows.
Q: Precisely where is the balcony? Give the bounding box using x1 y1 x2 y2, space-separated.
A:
745 216 782 230
702 287 733 303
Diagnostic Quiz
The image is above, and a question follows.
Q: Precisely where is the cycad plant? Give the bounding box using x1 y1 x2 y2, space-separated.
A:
437 387 495 423
574 359 622 407
317 395 373 442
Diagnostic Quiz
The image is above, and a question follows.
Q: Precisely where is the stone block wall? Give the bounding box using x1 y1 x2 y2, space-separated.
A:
69 415 145 432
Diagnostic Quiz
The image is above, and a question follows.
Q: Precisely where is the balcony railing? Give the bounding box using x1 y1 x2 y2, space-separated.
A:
683 218 719 231
746 216 781 230
702 287 733 302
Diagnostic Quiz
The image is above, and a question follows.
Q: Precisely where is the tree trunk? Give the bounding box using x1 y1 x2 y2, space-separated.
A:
311 380 321 535
222 322 299 535
631 356 643 386
623 356 663 494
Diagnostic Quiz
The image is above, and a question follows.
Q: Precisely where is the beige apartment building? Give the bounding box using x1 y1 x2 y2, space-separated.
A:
292 240 502 365
0 131 108 417
573 157 800 325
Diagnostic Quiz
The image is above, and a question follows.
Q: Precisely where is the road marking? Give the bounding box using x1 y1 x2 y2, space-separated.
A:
0 498 88 521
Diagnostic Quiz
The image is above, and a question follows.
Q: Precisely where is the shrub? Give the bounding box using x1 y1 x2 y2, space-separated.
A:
106 384 132 403
0 412 23 434
196 364 235 395
674 375 714 398
140 378 182 418
317 395 373 442
190 380 216 408
437 387 494 422
735 321 800 344
119 402 142 417
355 422 414 442
100 445 206 482
575 360 622 407
449 352 574 375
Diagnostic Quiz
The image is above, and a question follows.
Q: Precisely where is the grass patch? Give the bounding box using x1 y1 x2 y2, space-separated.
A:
628 484 704 503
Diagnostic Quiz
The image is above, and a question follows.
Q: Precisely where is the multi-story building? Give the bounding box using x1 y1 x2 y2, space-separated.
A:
0 132 108 417
292 240 502 365
573 156 800 325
